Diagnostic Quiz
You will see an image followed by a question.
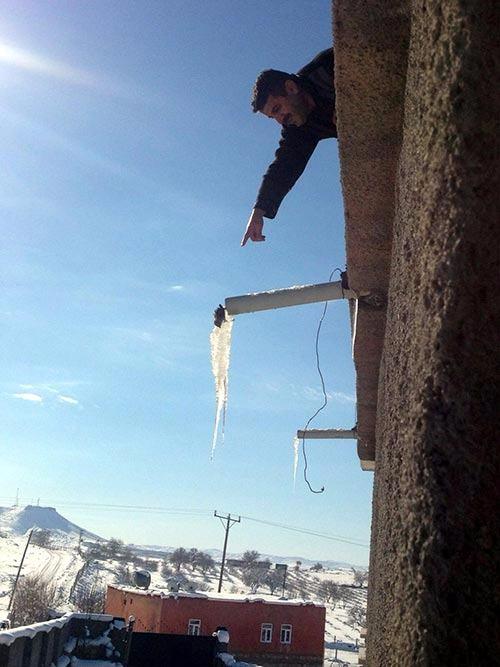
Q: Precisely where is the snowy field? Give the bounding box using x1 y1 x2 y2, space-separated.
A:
0 505 366 666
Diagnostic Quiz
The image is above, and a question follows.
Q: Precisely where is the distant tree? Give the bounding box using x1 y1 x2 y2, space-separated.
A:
260 558 272 570
318 580 341 605
10 574 64 627
188 548 199 571
242 566 266 593
31 529 53 549
106 538 124 559
86 542 108 561
310 562 323 572
348 604 367 628
121 545 134 562
352 568 369 588
169 547 190 572
73 582 106 614
241 550 260 568
293 560 302 572
265 569 283 595
197 552 215 574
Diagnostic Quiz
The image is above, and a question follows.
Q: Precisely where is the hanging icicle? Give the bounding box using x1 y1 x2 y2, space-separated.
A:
292 436 300 489
210 314 234 459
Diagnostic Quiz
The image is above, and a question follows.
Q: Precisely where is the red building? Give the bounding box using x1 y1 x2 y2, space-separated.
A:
106 586 325 666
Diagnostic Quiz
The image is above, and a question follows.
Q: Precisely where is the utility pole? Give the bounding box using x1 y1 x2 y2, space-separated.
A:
77 528 83 555
276 563 288 598
214 511 240 593
8 529 33 612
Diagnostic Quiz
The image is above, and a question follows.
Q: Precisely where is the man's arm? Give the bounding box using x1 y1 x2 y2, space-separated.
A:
255 127 319 220
241 128 319 245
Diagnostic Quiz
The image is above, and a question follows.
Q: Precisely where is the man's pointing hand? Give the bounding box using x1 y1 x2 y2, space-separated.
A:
241 208 266 246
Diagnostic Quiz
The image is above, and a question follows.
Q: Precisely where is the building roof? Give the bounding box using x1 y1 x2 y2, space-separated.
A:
109 585 324 608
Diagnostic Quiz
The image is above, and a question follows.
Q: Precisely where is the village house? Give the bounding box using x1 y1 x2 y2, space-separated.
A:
105 585 325 666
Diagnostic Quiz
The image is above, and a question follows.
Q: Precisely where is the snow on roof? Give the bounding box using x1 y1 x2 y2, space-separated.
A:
0 613 114 647
110 586 324 607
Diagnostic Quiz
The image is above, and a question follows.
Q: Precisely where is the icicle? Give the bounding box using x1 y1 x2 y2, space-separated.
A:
293 436 300 489
210 315 234 459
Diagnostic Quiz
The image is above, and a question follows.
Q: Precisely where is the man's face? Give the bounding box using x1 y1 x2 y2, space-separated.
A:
261 80 310 128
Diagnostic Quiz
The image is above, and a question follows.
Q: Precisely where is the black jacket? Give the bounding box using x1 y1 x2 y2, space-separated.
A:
254 48 336 219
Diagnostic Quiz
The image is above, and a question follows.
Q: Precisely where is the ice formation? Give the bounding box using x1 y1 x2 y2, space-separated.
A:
210 315 234 459
292 437 300 489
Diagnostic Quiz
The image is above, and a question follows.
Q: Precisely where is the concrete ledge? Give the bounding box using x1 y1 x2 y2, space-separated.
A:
333 1 409 466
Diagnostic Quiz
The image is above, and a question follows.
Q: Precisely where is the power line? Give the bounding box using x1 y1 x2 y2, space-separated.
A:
0 498 212 520
239 514 369 548
0 497 368 547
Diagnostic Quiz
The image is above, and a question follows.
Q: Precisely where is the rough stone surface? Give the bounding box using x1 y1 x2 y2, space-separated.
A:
367 1 500 664
334 1 410 462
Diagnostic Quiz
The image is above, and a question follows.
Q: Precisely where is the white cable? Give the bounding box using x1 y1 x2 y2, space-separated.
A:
351 294 359 360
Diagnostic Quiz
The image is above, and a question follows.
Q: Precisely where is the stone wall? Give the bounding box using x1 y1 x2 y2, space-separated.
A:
370 1 500 663
334 0 499 664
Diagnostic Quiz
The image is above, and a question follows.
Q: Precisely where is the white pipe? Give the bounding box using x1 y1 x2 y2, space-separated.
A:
296 429 357 440
225 281 359 316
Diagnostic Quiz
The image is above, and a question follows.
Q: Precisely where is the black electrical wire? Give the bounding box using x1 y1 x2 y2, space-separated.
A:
302 268 343 494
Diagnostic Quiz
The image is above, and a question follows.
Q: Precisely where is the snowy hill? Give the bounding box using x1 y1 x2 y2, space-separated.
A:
0 505 99 539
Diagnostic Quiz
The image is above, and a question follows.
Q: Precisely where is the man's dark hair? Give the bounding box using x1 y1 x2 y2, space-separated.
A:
251 69 300 113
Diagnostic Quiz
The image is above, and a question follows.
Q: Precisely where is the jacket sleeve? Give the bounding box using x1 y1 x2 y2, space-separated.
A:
254 127 319 219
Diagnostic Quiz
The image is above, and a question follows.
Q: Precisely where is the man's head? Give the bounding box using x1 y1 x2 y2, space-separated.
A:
251 69 313 127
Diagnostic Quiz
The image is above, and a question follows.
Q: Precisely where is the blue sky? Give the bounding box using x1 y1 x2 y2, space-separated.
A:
0 0 372 565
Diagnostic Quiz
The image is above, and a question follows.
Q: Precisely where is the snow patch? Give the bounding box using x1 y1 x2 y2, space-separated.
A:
217 653 261 667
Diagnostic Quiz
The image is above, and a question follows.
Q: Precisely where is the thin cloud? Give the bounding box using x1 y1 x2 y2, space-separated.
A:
169 285 184 291
302 386 327 402
10 381 86 407
12 392 43 403
331 391 356 404
301 386 355 404
57 395 79 406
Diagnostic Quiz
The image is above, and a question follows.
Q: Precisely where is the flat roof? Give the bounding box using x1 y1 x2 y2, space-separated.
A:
109 585 324 608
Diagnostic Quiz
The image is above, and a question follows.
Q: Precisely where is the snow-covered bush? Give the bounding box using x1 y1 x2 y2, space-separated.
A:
10 573 64 627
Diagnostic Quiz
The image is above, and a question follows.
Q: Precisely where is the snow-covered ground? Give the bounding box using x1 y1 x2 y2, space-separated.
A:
0 506 367 665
